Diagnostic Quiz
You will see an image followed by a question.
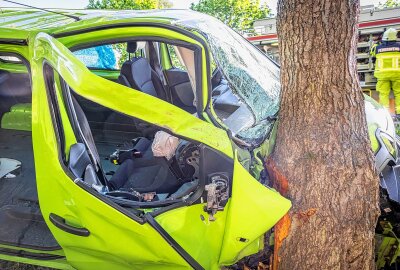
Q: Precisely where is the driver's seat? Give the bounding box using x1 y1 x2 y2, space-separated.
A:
71 93 180 194
118 42 166 100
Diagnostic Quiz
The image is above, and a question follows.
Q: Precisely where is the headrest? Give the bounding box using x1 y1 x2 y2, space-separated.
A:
127 42 138 54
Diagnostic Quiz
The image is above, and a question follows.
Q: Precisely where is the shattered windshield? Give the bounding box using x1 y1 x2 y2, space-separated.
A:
174 15 281 145
74 45 120 70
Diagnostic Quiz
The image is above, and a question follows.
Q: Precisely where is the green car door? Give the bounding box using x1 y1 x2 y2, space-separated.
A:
30 31 290 270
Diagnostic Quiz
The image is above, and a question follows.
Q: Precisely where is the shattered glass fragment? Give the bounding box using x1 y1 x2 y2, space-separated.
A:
174 15 281 145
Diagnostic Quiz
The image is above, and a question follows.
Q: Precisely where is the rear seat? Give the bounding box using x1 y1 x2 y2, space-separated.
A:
1 103 31 131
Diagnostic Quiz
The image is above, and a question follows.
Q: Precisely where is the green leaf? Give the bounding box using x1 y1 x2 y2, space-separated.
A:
87 0 172 10
190 0 271 31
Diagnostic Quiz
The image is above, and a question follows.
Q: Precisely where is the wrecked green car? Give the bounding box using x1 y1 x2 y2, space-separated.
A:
0 7 398 270
0 8 290 270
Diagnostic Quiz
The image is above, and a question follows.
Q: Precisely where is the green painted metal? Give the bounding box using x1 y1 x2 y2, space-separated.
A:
149 154 291 270
57 26 211 111
0 43 30 73
219 156 291 265
155 203 229 270
34 31 228 155
0 9 219 41
160 42 172 70
0 8 293 269
31 39 192 269
27 29 292 269
90 69 120 80
368 123 380 153
249 122 279 179
0 61 28 73
364 94 396 154
1 103 32 131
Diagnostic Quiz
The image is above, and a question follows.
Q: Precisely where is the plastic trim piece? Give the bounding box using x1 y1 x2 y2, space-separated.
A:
0 247 64 261
0 38 28 46
49 213 90 237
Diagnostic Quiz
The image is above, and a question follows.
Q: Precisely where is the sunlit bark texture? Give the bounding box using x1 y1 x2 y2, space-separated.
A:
268 0 380 269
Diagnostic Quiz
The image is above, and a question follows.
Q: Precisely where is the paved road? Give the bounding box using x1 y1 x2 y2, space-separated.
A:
0 260 53 269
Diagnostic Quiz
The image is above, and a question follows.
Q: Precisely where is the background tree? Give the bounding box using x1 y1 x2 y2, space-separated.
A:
379 0 400 8
190 0 270 31
87 0 172 10
87 0 172 67
266 0 380 269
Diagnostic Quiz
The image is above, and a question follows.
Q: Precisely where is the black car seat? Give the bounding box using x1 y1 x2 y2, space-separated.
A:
108 138 181 194
118 41 166 100
104 41 165 139
71 93 180 194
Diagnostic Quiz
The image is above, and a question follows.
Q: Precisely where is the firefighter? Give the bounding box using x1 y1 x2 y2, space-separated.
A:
371 28 400 116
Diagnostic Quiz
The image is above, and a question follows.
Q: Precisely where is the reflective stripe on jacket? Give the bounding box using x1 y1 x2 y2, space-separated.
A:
373 41 400 80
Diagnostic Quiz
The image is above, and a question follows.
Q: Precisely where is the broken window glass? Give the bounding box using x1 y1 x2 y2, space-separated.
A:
175 15 281 145
74 44 121 70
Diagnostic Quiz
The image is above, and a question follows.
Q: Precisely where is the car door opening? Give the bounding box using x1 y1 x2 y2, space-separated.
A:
67 88 204 208
72 38 268 147
40 58 234 214
72 39 199 115
0 55 59 250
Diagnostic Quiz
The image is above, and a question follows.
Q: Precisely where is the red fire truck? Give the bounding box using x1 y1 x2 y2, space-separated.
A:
248 5 400 112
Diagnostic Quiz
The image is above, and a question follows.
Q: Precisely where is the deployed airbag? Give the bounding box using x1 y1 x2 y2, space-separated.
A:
151 131 179 160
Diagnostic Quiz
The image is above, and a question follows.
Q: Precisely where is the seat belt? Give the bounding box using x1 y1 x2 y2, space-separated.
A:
148 42 166 84
148 42 172 101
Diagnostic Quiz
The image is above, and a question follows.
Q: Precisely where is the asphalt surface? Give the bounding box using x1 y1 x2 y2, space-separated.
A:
0 260 53 269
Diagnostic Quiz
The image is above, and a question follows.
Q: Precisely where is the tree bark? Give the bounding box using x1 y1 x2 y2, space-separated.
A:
269 0 380 269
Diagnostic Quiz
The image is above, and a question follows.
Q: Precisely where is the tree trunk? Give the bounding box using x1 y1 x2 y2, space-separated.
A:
268 0 380 269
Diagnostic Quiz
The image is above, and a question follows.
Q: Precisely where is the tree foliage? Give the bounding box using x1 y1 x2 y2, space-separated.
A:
190 0 270 31
87 0 172 10
379 0 400 8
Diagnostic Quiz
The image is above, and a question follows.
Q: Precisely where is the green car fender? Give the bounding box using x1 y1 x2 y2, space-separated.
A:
364 94 397 162
219 155 291 265
155 155 291 269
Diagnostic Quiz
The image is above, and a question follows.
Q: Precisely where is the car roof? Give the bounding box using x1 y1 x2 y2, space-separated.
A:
0 8 207 40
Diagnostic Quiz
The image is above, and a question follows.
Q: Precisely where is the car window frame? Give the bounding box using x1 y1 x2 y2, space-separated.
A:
0 54 23 64
68 36 205 117
165 43 188 71
73 44 121 71
73 42 148 71
0 51 29 73
55 23 216 118
0 52 65 253
32 31 233 215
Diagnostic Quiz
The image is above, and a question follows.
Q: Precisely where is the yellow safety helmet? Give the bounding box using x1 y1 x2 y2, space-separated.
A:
382 28 398 41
